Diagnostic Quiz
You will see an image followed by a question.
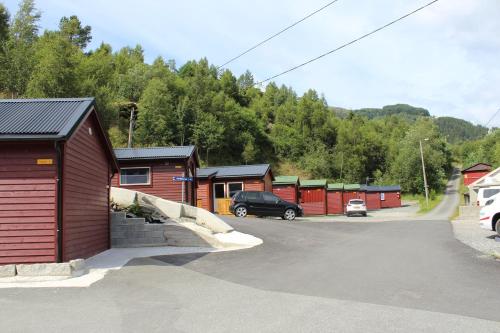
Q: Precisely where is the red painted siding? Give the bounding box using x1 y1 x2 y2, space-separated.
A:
197 179 212 211
112 161 192 204
243 179 265 191
381 192 401 208
463 171 489 186
273 184 298 203
327 190 343 214
300 187 326 215
62 114 110 261
365 192 381 210
0 143 57 264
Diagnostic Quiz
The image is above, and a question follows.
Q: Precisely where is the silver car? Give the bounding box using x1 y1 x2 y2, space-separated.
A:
346 199 367 217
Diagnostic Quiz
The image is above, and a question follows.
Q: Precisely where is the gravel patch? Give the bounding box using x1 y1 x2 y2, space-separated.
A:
451 219 500 258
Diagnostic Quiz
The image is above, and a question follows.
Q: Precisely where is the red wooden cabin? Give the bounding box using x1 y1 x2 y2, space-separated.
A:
197 164 273 213
327 183 344 215
461 163 492 186
379 185 401 208
363 186 382 210
0 98 118 265
111 146 199 206
299 180 327 215
272 176 300 204
343 184 366 211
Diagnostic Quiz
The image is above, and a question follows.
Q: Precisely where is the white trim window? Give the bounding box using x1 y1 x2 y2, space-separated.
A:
120 167 151 185
227 182 244 198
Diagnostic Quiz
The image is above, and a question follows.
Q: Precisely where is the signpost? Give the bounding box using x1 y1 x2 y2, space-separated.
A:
172 176 193 182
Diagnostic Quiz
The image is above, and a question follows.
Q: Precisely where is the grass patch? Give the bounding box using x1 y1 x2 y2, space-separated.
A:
402 191 444 214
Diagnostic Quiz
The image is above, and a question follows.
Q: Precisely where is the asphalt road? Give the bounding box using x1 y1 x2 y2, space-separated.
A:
1 170 499 332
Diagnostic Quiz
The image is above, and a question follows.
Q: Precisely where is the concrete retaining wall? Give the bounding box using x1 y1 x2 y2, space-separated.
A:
110 187 233 234
457 206 481 220
0 260 86 279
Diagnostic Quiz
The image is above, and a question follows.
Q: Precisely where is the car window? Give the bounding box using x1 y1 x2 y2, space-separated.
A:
263 192 279 203
350 200 364 205
245 192 261 202
484 189 500 198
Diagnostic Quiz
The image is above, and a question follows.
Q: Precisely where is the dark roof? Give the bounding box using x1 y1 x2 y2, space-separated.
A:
362 185 401 192
114 146 196 161
300 179 327 187
197 164 271 179
0 98 95 140
273 176 299 185
461 163 492 173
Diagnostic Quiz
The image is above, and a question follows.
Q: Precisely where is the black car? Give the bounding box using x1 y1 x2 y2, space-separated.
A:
229 191 303 221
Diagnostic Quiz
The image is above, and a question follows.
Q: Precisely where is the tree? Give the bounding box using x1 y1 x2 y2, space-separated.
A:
3 0 40 96
26 31 82 97
191 112 224 165
0 4 9 43
59 15 91 49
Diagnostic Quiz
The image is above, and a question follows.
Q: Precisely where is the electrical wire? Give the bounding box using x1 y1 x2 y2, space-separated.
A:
217 0 341 69
254 0 440 85
485 108 500 128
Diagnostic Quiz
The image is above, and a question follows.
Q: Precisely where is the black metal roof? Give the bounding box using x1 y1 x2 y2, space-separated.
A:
197 164 271 179
114 146 196 160
0 98 95 140
461 163 492 173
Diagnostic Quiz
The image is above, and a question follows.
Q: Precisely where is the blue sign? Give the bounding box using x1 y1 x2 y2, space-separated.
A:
173 176 193 182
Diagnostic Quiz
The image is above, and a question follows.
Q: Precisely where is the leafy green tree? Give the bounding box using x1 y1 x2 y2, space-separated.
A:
191 112 224 165
0 4 9 42
26 31 81 97
59 15 91 49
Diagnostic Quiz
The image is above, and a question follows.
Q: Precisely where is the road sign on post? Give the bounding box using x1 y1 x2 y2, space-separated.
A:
172 176 193 182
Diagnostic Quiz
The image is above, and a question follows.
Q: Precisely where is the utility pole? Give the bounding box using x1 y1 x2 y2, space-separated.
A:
419 139 429 208
127 104 136 148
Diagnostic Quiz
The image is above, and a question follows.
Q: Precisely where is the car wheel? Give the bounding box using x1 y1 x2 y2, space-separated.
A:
235 206 247 218
363 213 367 217
495 219 500 236
284 209 296 221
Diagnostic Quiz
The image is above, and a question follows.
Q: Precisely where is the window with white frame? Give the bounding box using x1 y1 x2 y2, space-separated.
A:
227 182 243 198
120 167 151 185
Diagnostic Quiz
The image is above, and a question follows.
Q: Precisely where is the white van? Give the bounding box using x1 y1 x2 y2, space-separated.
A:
476 186 500 206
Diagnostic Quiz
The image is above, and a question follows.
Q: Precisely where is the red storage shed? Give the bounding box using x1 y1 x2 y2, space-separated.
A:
196 164 273 214
379 185 401 208
299 180 327 215
111 146 199 206
363 186 382 210
461 163 492 186
0 98 118 265
272 176 300 204
327 183 344 215
343 184 365 211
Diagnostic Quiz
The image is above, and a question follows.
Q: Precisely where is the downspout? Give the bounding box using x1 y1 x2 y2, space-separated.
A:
55 141 64 263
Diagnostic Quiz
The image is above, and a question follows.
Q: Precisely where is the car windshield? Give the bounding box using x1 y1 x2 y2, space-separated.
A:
350 200 364 205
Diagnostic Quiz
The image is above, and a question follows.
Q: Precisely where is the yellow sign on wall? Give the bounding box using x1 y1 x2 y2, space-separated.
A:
37 159 53 165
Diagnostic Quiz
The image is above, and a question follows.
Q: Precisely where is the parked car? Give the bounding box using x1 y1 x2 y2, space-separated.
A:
479 196 500 236
346 199 367 217
477 186 500 206
229 191 303 221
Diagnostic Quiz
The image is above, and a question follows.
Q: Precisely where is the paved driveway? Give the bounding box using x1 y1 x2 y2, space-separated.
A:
1 171 499 332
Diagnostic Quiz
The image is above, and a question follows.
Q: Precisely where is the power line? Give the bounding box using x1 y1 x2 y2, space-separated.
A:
217 0 341 69
485 108 500 128
254 0 440 86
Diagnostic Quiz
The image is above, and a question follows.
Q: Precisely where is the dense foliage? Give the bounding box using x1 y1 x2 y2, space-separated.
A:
435 116 489 144
1 0 495 194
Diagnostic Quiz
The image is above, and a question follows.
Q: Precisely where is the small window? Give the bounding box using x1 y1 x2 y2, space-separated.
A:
263 192 279 203
228 183 243 198
350 200 364 205
380 193 385 201
484 189 500 198
214 184 225 199
120 167 150 185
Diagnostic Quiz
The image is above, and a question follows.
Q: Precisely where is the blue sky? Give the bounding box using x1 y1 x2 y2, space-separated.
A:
4 0 500 127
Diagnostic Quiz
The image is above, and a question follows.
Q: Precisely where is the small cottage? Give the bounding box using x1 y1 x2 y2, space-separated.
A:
327 183 344 215
197 164 273 214
299 179 327 215
112 146 199 206
343 184 366 211
272 176 300 204
461 163 492 186
0 98 118 264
